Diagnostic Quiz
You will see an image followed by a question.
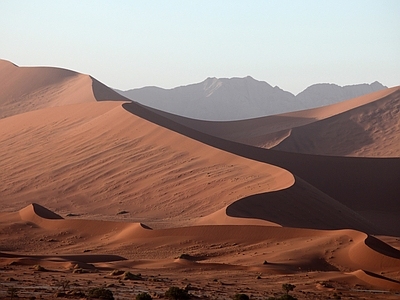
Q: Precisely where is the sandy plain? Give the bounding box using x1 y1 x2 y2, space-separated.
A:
0 59 399 299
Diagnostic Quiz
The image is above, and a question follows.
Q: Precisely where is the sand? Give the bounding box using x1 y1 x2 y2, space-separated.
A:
153 86 400 156
0 59 399 299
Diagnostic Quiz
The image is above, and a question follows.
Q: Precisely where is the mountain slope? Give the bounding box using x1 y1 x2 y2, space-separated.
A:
117 77 386 120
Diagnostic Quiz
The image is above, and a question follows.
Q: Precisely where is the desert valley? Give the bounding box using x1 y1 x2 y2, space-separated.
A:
0 59 399 300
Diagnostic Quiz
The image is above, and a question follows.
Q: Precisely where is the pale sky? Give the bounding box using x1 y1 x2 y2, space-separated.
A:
1 0 399 94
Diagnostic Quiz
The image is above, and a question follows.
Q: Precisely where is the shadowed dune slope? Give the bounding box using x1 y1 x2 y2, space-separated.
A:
272 88 400 157
145 87 399 152
0 59 128 119
122 101 400 235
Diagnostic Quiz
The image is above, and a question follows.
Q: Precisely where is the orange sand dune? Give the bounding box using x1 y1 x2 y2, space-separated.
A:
1 61 400 297
1 59 398 235
0 59 128 119
1 204 399 291
272 88 400 156
123 101 400 236
0 99 389 234
0 101 294 227
146 86 399 152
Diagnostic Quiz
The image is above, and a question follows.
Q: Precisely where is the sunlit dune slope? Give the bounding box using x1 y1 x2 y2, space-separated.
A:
1 203 399 291
0 59 128 119
271 87 400 157
0 101 294 227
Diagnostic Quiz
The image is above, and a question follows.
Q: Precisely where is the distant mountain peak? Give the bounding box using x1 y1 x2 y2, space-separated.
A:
117 78 388 121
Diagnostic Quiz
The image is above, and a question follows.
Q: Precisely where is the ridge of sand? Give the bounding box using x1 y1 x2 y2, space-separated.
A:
0 101 295 228
122 101 400 235
0 99 386 233
348 269 400 291
145 86 399 149
19 203 63 221
0 59 128 119
271 88 400 156
1 204 399 291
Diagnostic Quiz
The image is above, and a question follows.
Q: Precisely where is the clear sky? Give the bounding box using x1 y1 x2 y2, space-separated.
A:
1 0 399 94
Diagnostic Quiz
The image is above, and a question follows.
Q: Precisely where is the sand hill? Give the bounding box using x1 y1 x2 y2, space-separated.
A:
149 86 400 157
0 60 399 298
0 59 128 119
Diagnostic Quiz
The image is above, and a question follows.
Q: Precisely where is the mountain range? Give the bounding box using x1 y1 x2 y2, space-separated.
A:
117 77 386 120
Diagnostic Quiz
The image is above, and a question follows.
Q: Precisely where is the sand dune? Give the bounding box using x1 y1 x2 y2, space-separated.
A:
272 88 400 156
1 97 394 234
1 204 399 292
1 60 399 297
0 59 128 119
0 101 296 228
151 86 400 156
122 101 400 236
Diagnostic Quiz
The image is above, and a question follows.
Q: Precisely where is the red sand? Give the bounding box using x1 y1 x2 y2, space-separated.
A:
0 59 399 299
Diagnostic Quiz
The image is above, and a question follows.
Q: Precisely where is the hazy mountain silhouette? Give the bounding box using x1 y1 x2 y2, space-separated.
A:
117 77 386 120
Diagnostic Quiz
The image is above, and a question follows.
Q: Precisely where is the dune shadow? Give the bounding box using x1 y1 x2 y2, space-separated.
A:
364 235 400 259
362 270 400 283
122 102 400 236
91 77 131 102
225 178 377 233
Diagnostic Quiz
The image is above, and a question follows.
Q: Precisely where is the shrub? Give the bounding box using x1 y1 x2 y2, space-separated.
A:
233 293 249 300
121 271 142 280
7 287 18 300
282 283 296 295
87 287 114 300
136 292 153 300
165 286 190 300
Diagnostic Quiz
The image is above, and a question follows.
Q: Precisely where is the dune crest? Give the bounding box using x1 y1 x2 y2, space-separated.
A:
272 87 400 156
149 86 400 157
0 101 295 227
19 203 63 221
0 59 128 119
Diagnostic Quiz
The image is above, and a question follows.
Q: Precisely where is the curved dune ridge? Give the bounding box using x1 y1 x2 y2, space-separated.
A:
272 88 400 156
0 59 129 119
19 203 63 221
0 100 296 227
150 86 400 157
122 101 400 236
0 96 393 233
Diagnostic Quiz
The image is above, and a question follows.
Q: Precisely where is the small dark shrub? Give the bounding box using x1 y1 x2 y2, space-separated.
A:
282 283 296 295
165 286 190 300
233 293 249 300
87 287 114 300
136 292 153 300
7 287 18 300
